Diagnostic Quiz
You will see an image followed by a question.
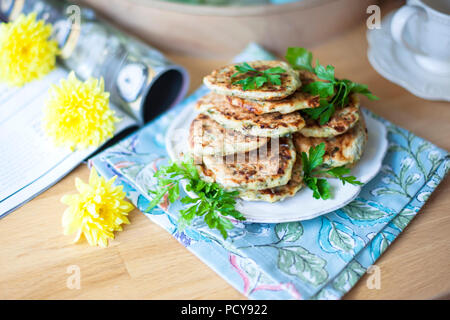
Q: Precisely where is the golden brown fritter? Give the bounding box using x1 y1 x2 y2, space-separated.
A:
239 157 303 202
294 111 367 169
196 92 305 137
198 137 296 191
203 61 301 101
300 95 360 138
188 114 268 156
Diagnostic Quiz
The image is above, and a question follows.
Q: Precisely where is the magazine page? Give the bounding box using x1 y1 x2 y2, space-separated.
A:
0 0 189 217
0 67 137 217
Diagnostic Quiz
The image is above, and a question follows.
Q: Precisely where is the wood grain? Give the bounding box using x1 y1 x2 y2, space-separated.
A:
0 7 449 300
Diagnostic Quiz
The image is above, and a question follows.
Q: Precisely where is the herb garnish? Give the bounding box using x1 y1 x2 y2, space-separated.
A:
147 150 361 236
147 158 245 239
301 142 363 200
231 62 286 91
285 47 379 125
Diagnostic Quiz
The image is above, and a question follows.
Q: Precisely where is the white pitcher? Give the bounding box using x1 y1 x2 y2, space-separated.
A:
391 0 450 75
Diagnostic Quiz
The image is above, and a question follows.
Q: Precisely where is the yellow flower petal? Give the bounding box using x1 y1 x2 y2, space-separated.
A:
0 13 59 86
43 72 119 150
61 168 134 247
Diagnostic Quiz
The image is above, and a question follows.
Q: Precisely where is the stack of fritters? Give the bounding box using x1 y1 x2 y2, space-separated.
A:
188 61 367 203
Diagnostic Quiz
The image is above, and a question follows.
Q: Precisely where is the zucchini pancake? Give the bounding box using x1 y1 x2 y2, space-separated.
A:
187 59 369 203
196 92 305 137
203 61 301 101
189 113 268 156
239 157 304 203
200 137 296 191
299 95 360 138
225 69 322 115
294 112 367 169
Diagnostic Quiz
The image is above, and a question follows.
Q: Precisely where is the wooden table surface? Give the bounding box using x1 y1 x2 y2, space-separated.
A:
1 12 449 300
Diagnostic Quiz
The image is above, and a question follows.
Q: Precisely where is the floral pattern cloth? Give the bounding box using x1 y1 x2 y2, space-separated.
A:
90 44 449 300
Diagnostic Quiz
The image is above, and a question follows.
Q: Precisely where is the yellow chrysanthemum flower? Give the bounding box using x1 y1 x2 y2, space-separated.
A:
62 168 134 247
0 13 59 86
44 71 119 150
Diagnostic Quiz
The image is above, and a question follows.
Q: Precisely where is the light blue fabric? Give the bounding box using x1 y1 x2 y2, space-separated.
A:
90 44 449 300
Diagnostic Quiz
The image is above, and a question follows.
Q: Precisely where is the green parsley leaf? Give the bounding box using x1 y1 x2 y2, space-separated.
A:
286 47 379 124
317 178 331 200
301 142 363 199
285 47 314 72
319 103 335 125
326 166 364 186
147 157 245 239
348 82 379 101
231 62 286 91
306 143 326 171
304 176 331 200
302 100 335 125
264 66 286 74
304 176 319 199
255 76 267 88
314 62 335 82
232 62 257 76
266 74 282 86
233 77 256 91
303 81 335 98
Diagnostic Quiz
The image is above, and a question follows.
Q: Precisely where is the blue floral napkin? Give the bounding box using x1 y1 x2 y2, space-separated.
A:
90 44 449 300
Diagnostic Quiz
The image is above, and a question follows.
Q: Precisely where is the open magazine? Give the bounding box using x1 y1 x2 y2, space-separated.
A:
0 0 189 217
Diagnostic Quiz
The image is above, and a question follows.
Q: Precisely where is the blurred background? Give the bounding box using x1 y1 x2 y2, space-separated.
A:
74 0 400 58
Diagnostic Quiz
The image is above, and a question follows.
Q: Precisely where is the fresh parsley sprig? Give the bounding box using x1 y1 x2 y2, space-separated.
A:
231 62 286 91
285 47 379 125
301 142 363 200
324 166 364 186
147 158 245 239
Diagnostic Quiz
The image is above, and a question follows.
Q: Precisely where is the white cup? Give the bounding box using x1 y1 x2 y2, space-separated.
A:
391 0 450 75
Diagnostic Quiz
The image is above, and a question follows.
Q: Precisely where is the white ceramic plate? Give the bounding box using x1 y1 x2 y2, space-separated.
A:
367 12 450 102
165 102 388 223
